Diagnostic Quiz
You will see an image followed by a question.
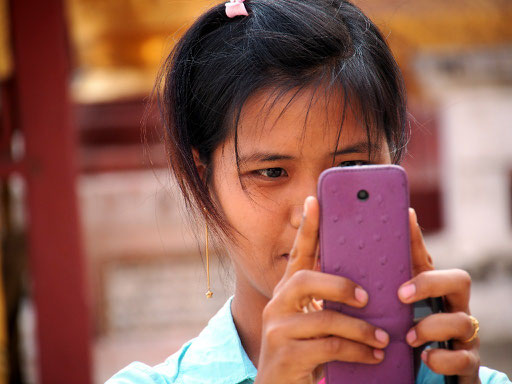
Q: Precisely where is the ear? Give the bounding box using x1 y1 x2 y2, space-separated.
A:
192 147 207 182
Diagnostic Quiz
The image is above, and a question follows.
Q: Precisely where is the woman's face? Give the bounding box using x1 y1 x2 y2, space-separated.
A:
207 87 392 300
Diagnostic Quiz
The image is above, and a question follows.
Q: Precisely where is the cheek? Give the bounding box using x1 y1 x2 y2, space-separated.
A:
211 170 284 261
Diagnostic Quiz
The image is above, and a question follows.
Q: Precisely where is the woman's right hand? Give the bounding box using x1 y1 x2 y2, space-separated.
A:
254 196 390 384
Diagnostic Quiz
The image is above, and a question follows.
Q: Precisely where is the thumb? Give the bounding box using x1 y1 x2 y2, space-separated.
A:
283 196 320 280
409 208 434 276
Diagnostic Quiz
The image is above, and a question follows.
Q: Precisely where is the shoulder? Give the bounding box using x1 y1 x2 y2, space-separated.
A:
104 361 169 384
105 340 193 384
104 296 257 384
478 366 512 383
417 363 511 384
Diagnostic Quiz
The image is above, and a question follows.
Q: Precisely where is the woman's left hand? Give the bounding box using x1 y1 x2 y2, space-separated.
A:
398 208 481 384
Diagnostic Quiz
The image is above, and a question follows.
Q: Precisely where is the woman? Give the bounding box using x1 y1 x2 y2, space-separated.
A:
107 0 511 382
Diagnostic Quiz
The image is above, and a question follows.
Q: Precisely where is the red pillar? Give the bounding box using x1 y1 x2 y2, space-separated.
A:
9 0 92 383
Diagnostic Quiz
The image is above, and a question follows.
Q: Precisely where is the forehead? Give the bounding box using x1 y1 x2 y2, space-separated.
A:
232 86 374 154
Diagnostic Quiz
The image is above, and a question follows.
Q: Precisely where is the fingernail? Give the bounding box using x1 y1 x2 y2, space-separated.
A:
373 349 384 360
406 329 417 345
410 208 418 223
375 329 389 344
421 350 428 363
355 287 368 303
398 284 416 301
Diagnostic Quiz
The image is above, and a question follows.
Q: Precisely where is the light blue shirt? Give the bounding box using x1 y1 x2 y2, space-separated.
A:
106 296 511 384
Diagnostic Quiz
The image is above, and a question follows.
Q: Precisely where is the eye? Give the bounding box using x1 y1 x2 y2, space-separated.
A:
254 167 288 178
337 160 368 167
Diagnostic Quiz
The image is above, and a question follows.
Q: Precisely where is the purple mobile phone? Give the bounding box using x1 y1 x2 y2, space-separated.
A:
318 164 414 384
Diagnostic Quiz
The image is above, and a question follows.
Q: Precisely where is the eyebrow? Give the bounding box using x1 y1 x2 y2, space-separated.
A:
238 141 379 164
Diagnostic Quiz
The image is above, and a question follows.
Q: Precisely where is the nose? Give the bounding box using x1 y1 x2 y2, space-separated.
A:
290 178 318 229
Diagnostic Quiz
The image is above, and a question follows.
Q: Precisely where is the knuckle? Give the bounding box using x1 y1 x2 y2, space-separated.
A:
453 310 466 322
291 269 310 287
262 301 276 323
264 322 282 344
457 269 472 288
272 280 284 297
458 312 473 335
451 268 471 286
325 337 343 355
262 310 272 325
457 349 473 369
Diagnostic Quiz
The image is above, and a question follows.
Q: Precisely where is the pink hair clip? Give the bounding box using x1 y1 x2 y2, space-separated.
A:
225 0 249 18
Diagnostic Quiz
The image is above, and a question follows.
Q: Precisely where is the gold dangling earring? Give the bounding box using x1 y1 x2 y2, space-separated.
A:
204 208 213 299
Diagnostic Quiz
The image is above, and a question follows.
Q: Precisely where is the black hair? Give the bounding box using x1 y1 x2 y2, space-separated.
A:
149 0 409 245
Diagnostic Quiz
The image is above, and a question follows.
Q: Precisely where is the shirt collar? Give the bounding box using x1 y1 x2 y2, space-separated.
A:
176 295 257 384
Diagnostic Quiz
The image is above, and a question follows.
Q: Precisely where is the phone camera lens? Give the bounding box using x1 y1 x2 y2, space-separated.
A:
357 190 369 201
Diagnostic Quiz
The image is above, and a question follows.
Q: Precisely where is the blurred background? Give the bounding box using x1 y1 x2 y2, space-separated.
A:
0 0 511 383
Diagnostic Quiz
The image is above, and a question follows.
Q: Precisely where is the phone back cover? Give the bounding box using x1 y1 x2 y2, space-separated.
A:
318 165 414 384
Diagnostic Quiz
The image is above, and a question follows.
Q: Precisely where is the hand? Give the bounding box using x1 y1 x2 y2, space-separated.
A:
255 196 390 384
398 208 481 384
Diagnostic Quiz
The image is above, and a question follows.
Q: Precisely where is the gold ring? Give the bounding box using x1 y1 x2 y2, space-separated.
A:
463 315 480 343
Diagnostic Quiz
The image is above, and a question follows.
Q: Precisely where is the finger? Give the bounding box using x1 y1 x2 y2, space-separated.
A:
409 208 434 276
311 298 323 311
284 310 389 349
405 312 476 347
283 196 319 279
421 348 480 377
397 269 471 312
275 270 368 313
304 297 322 313
300 336 385 366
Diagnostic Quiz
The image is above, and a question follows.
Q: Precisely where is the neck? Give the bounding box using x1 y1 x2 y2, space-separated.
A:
231 274 270 369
